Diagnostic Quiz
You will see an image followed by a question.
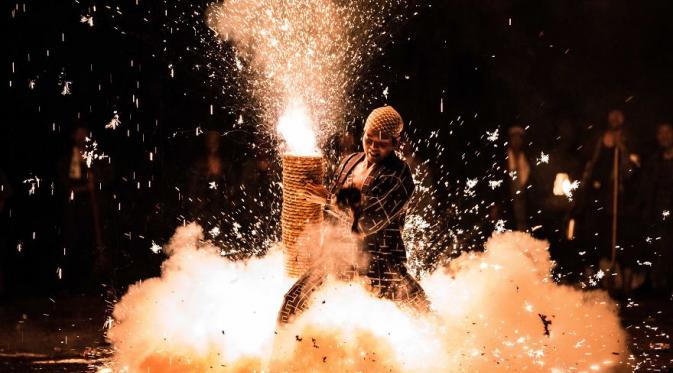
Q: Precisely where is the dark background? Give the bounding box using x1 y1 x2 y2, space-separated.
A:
3 0 673 298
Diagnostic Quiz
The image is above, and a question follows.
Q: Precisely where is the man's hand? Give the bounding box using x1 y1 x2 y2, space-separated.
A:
304 183 329 205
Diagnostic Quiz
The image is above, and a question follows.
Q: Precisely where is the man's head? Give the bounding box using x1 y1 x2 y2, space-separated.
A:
656 122 673 150
205 130 221 153
362 106 403 164
508 126 525 151
72 126 88 149
607 109 625 130
339 131 356 153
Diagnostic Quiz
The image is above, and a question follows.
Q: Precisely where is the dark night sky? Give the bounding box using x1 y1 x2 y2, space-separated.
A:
3 0 673 295
6 1 673 171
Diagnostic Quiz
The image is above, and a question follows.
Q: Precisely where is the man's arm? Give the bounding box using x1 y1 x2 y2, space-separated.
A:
358 164 415 236
305 153 359 224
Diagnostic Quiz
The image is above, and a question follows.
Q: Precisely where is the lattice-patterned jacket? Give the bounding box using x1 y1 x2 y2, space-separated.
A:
328 152 415 277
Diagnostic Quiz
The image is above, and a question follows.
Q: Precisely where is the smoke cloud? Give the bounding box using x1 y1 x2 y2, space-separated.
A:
106 225 628 372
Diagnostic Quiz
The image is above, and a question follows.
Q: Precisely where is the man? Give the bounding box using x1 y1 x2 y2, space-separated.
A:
505 126 532 231
57 126 104 293
277 106 429 324
490 126 533 231
574 109 641 293
530 120 583 279
635 122 673 293
0 167 12 296
186 130 232 232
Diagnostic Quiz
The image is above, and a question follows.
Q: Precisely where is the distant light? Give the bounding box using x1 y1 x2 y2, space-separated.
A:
553 173 579 199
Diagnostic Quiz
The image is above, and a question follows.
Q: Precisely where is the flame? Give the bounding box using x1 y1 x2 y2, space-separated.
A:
277 100 319 155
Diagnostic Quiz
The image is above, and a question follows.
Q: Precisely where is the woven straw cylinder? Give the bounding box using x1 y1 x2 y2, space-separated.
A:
282 153 324 277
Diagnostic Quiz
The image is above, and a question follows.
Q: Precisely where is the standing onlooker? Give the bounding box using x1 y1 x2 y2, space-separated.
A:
0 167 13 297
57 126 102 293
635 122 673 294
338 131 357 155
574 109 641 293
493 126 534 231
532 120 583 279
186 130 233 230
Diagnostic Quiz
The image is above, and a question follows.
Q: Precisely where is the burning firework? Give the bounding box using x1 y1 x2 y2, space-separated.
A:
281 153 324 277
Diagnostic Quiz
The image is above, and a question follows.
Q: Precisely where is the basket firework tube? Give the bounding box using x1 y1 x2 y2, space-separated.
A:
281 154 324 277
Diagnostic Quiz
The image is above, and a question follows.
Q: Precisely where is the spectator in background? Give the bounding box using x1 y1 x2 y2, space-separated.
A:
400 132 435 213
186 130 233 232
223 150 275 250
0 167 13 297
492 126 534 231
0 168 10 214
532 120 583 280
57 126 104 293
338 131 357 155
574 109 642 293
635 122 673 294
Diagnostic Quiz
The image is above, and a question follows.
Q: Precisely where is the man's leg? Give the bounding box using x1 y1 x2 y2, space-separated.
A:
277 268 327 324
369 265 430 313
395 269 431 312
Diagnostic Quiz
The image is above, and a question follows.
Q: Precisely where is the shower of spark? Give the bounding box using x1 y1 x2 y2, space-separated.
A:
207 0 412 149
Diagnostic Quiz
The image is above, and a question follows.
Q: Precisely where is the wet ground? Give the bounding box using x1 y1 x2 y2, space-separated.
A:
0 293 671 372
0 294 112 372
619 293 673 372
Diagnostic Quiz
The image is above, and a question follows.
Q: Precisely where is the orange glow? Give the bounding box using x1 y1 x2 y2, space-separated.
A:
553 172 579 199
